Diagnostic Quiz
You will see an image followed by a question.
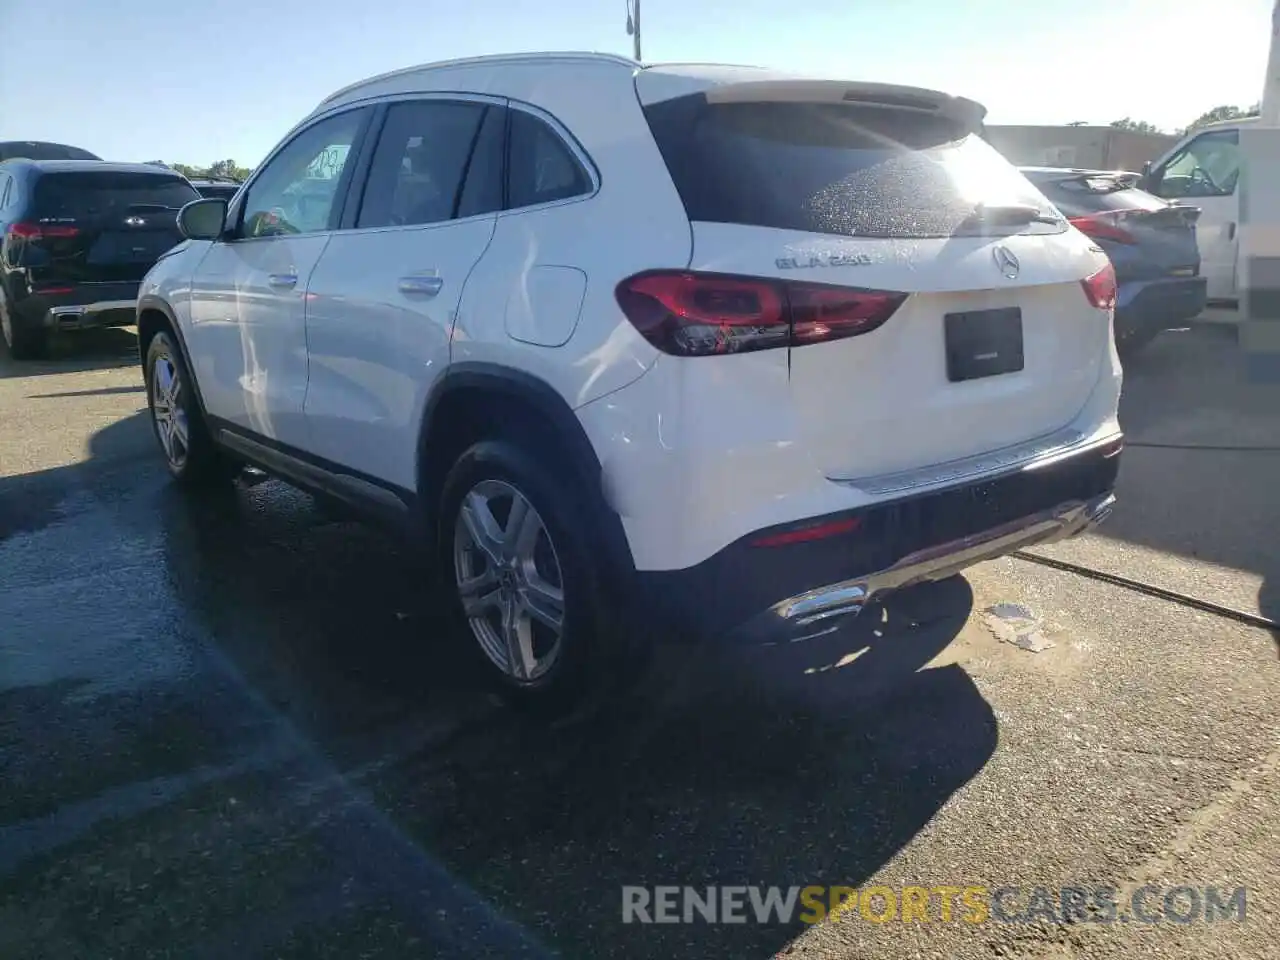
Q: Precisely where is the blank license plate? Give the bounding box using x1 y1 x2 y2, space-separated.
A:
944 307 1024 382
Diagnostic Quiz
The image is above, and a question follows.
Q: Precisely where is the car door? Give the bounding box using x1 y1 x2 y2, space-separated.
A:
302 97 504 490
186 106 372 445
1147 128 1241 301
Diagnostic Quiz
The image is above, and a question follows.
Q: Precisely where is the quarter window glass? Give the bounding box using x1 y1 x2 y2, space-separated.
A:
357 100 487 229
507 110 590 210
1151 131 1240 199
241 110 365 238
0 176 11 210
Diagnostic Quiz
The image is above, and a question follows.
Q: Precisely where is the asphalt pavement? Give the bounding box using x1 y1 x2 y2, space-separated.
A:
0 325 1277 960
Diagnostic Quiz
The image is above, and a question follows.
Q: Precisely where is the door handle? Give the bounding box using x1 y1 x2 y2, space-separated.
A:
398 275 444 297
1227 222 1236 241
268 273 298 288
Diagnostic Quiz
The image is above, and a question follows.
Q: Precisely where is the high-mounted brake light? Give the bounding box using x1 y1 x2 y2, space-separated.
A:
615 270 906 357
1080 262 1117 311
6 222 79 241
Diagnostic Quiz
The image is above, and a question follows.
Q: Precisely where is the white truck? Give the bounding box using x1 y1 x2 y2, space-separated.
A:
1139 116 1248 307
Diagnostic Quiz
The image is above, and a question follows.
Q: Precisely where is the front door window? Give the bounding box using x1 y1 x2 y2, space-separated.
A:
1150 130 1241 200
238 111 366 238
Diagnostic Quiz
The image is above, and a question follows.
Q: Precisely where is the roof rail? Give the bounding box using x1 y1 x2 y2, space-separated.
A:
319 51 639 107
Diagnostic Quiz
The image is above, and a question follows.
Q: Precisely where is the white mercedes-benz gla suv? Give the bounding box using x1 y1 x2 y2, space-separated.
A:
138 52 1122 713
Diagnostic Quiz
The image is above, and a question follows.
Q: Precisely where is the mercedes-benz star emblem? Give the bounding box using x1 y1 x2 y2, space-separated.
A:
993 245 1020 280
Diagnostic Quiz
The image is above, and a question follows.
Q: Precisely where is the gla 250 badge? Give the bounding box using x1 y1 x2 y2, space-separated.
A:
776 253 873 270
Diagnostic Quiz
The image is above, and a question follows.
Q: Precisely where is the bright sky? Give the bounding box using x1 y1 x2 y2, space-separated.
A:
0 0 1270 167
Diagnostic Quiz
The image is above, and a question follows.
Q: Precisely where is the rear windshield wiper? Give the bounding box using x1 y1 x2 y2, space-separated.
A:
960 203 1061 228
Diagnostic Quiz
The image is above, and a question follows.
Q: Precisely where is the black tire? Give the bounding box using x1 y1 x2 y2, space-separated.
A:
437 437 627 719
1 309 49 360
143 330 238 486
1116 327 1160 362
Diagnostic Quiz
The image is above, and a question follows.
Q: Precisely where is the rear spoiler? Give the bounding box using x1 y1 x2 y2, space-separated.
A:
1058 170 1143 193
1163 203 1202 225
698 80 987 135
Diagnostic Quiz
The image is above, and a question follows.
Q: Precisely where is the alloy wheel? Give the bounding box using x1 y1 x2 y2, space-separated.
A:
452 479 566 682
150 355 190 469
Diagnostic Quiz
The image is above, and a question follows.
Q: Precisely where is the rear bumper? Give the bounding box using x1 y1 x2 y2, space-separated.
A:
14 282 140 331
632 431 1122 643
1115 276 1207 339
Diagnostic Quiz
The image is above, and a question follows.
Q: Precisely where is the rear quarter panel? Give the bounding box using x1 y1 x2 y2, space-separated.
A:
448 62 687 408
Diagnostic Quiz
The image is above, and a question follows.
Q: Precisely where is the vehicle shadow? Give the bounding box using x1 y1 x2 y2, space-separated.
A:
153 467 995 958
0 327 138 379
1 410 996 959
1111 325 1280 655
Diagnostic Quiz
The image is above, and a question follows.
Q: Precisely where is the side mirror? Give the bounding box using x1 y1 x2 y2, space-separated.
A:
1139 160 1157 193
177 198 228 241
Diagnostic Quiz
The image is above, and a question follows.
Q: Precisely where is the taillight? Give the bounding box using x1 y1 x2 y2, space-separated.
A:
615 270 906 357
1081 263 1117 310
6 221 79 241
1069 213 1135 244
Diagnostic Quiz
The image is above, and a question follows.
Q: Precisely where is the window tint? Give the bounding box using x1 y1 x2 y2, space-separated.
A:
1150 130 1240 200
507 109 590 209
357 100 488 229
643 95 1059 239
241 109 366 238
33 172 200 219
1027 174 1167 217
457 106 505 219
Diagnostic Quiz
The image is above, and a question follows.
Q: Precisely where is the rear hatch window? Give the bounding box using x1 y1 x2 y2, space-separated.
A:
33 171 200 220
641 95 1061 239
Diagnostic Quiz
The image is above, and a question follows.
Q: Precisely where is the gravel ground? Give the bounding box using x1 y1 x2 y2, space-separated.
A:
0 324 1276 959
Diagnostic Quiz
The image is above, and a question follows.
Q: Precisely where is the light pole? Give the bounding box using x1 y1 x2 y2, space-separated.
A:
626 0 641 62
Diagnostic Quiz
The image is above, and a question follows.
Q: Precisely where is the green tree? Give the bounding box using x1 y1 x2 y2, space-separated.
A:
165 159 253 181
1183 103 1262 133
1109 117 1163 134
206 158 252 180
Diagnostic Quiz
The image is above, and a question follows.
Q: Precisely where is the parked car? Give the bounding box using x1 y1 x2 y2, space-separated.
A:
0 159 199 358
1022 167 1207 354
0 141 101 163
136 53 1123 714
187 176 242 202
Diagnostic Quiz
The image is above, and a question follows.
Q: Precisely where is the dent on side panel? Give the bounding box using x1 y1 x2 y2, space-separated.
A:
450 65 689 409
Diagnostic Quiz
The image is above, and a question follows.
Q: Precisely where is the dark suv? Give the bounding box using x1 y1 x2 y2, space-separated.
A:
187 176 242 202
0 160 200 358
0 141 101 163
1022 167 1206 355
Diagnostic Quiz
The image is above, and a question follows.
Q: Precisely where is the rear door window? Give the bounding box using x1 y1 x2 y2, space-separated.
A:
506 109 591 210
33 172 200 220
356 99 489 229
643 96 1059 239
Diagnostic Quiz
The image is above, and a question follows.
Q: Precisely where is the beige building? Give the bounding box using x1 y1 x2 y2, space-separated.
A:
985 125 1178 172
